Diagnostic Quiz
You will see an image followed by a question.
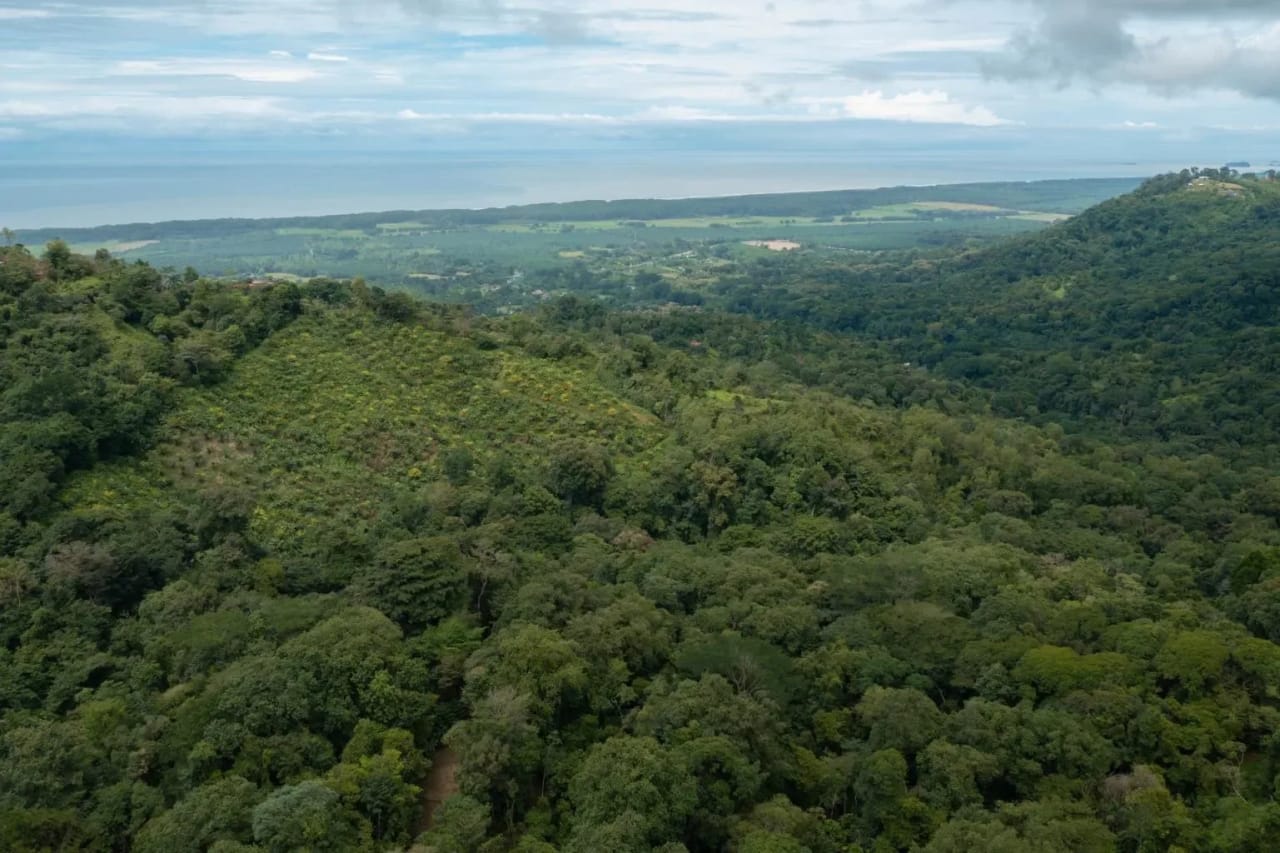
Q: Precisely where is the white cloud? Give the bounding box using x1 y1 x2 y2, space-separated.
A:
0 94 286 122
115 59 320 84
0 8 53 19
398 109 621 124
987 1 1280 102
638 105 731 122
814 90 1012 126
2 0 1279 138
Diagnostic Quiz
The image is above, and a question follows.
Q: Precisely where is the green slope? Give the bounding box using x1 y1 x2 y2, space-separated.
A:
915 171 1280 446
718 170 1280 452
63 308 664 559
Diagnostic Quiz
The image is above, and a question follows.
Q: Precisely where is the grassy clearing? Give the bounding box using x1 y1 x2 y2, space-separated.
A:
489 215 819 233
275 228 368 238
849 204 921 220
62 311 665 553
911 201 1007 212
1010 212 1072 223
70 239 160 254
850 201 1018 220
376 222 432 231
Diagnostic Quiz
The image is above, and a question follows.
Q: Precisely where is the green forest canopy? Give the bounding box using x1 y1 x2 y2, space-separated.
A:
1 169 1279 852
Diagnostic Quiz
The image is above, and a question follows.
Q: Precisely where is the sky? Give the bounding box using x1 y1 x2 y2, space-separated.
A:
3 1 1280 224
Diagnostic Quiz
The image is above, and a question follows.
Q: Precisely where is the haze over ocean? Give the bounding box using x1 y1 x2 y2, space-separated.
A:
0 152 1241 229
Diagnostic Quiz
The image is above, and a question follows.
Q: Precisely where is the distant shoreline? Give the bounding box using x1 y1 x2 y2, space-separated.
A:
11 176 1145 241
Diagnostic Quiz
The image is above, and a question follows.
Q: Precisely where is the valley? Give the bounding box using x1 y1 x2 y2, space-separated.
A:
16 178 1140 302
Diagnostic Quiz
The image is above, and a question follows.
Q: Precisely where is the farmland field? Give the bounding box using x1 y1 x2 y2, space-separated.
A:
17 177 1141 307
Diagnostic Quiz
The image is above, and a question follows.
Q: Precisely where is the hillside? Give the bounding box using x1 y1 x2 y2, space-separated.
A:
1 177 1280 852
714 169 1280 452
919 170 1280 447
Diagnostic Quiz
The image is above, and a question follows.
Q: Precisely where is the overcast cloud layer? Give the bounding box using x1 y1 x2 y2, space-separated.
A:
2 0 1278 230
1 0 1278 139
988 0 1280 102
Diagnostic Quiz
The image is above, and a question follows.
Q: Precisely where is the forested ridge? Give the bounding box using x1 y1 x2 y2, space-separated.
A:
713 169 1280 453
2 172 1280 852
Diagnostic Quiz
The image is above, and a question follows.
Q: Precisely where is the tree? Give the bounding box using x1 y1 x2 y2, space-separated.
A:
462 623 587 719
632 674 783 770
442 448 476 486
1206 799 1280 852
42 240 73 282
0 720 92 809
565 736 697 852
680 735 766 848
325 738 422 844
675 635 798 706
444 687 543 807
0 244 39 295
43 542 118 605
853 748 931 847
0 808 94 853
1154 631 1229 694
564 594 674 676
251 781 367 852
0 558 35 608
350 536 466 632
918 740 999 811
728 796 842 853
856 686 944 757
133 777 258 853
1102 766 1199 852
419 795 491 853
172 332 234 384
547 440 613 508
278 607 429 739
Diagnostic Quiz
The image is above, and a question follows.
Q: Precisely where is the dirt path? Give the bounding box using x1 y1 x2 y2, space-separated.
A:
417 747 461 833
